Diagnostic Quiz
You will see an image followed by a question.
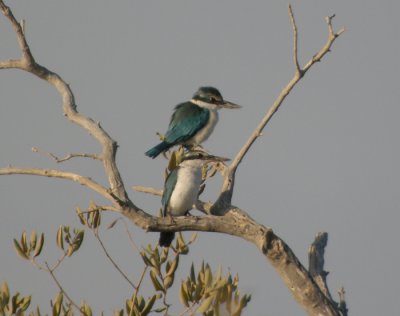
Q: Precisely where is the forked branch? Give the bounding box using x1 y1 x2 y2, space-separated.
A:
228 5 345 175
0 0 131 205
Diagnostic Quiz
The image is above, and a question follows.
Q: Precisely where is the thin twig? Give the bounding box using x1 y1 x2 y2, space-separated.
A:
303 15 346 72
121 218 141 253
30 258 47 271
48 252 68 272
133 185 163 196
94 231 137 289
229 5 345 173
288 4 302 76
130 265 148 315
32 147 102 163
44 262 81 311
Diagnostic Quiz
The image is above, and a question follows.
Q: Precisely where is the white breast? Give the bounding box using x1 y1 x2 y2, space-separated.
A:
168 164 202 216
187 109 219 146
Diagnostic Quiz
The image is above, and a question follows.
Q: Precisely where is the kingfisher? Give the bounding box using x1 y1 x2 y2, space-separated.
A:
159 151 228 247
145 86 241 159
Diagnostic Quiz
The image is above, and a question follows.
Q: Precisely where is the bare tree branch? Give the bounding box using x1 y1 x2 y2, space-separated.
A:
214 5 346 213
309 232 334 299
0 0 131 205
0 167 113 199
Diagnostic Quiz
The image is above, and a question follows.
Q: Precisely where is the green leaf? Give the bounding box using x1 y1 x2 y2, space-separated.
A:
163 275 174 289
76 207 87 226
189 232 198 244
159 247 169 264
113 309 124 316
204 266 212 287
13 239 29 260
10 292 19 314
190 263 196 283
30 230 37 250
1 282 10 304
81 302 92 316
141 295 157 315
19 295 31 312
166 255 179 277
52 293 63 316
20 231 28 253
232 294 251 316
193 283 203 302
167 151 177 171
56 226 64 250
197 296 214 313
149 270 164 293
137 295 145 310
179 283 189 307
67 230 85 256
33 233 44 257
73 230 84 249
140 251 153 267
89 210 101 229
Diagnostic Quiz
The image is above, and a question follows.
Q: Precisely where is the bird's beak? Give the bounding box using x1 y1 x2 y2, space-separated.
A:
221 101 242 109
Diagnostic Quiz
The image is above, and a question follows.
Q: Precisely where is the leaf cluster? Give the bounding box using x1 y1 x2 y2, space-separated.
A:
8 202 252 315
55 225 85 257
13 231 44 260
180 263 251 316
0 282 31 316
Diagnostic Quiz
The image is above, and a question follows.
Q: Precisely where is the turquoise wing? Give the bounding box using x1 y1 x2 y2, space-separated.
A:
164 102 209 144
162 168 179 217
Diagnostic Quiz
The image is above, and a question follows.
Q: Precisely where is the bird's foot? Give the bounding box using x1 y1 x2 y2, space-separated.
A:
168 214 177 224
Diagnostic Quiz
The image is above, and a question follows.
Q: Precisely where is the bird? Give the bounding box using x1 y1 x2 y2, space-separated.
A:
159 151 228 247
145 86 241 159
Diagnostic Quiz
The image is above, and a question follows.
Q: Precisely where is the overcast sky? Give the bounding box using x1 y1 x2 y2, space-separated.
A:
1 0 399 315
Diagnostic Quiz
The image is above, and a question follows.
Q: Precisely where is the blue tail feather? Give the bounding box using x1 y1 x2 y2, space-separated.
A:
145 142 171 158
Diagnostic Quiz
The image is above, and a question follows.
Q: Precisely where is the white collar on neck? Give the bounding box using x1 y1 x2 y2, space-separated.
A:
190 99 218 110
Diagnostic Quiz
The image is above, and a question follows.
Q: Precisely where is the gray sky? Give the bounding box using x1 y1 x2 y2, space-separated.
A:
1 0 399 315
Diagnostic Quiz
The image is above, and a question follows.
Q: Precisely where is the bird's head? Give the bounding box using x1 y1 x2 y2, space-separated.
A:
191 86 242 110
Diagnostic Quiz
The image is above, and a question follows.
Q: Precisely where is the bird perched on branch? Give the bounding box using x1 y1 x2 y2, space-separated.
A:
159 151 228 247
145 86 241 159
